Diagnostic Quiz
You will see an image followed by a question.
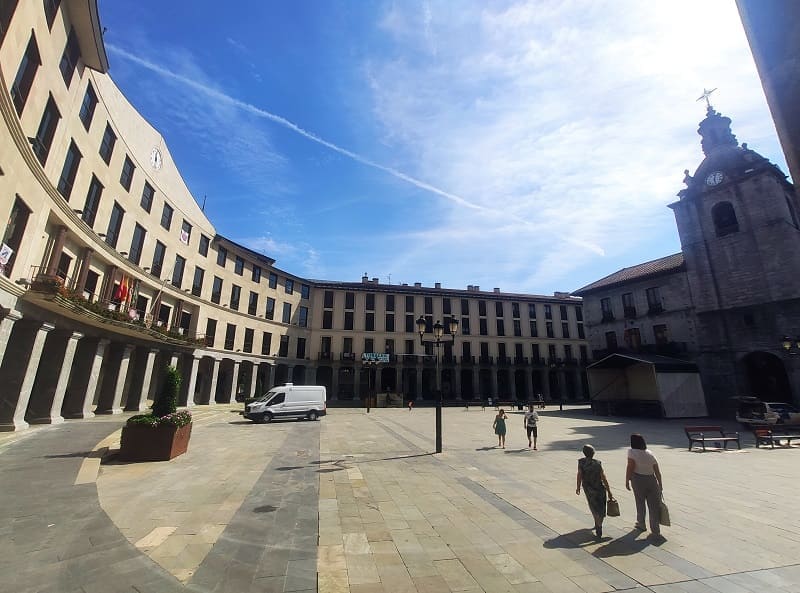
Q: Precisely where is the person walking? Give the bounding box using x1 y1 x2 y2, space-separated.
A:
493 409 507 448
576 444 612 539
625 433 663 537
523 404 539 449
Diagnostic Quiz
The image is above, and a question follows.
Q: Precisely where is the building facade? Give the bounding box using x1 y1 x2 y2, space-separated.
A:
575 106 800 415
0 2 589 431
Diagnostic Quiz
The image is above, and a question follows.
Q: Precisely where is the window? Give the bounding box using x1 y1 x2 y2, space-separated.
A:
461 299 469 315
478 300 487 316
653 324 669 345
78 83 97 131
285 278 294 294
243 328 254 353
405 314 415 333
561 322 570 339
211 276 222 304
252 265 261 283
344 311 354 330
530 319 538 337
404 340 414 355
548 344 557 362
560 305 568 320
385 339 395 354
230 285 241 310
624 328 642 350
366 293 375 311
345 292 354 309
99 124 116 164
282 302 292 324
580 345 588 362
192 267 204 297
576 307 583 322
495 301 503 317
278 335 289 357
172 255 185 288
44 0 61 29
299 306 308 327
324 290 334 308
531 343 540 363
564 344 573 362
301 283 310 299
512 302 520 318
160 203 173 230
578 324 585 339
140 181 154 212
712 201 739 236
386 294 395 311
32 94 60 165
461 316 471 335
59 28 80 86
268 272 277 288
385 314 395 332
119 156 135 191
365 312 375 331
546 321 554 338
424 297 433 314
479 319 488 335
443 298 451 315
462 342 472 360
151 241 165 277
262 332 272 355
81 175 103 226
205 319 216 348
129 224 146 265
234 255 244 275
322 310 332 329
622 293 636 318
296 337 306 359
528 303 537 318
217 245 227 267
496 319 505 336
406 295 414 312
224 324 236 350
0 196 31 278
601 297 614 321
180 220 191 245
646 287 663 314
247 291 258 315
265 297 275 319
57 140 81 199
10 33 41 116
105 202 124 248
513 319 522 337
199 234 209 256
544 304 552 319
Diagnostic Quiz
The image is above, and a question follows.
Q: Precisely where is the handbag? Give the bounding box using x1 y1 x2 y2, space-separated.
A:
658 497 671 526
606 497 620 517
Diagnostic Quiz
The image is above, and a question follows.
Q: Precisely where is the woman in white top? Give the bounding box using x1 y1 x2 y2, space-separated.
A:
625 433 663 536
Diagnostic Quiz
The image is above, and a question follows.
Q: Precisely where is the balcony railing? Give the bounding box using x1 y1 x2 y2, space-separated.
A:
601 311 615 322
461 355 475 365
478 355 493 365
513 356 528 365
402 354 418 364
423 355 437 365
341 352 355 361
647 304 664 315
318 351 332 360
497 356 511 366
623 306 637 319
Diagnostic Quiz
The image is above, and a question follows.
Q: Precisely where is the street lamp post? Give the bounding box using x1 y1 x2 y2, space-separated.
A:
416 316 458 453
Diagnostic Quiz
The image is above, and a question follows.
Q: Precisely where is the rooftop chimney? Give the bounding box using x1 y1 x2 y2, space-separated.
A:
435 282 441 289
414 282 422 288
362 273 369 283
493 287 500 293
372 277 379 283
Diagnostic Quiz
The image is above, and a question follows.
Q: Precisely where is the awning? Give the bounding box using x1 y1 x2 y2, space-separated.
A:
587 353 698 373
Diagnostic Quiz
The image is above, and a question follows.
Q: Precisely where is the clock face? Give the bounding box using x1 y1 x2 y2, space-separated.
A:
150 147 163 171
705 171 723 186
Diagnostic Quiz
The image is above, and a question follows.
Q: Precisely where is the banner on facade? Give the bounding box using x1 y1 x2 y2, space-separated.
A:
362 352 390 363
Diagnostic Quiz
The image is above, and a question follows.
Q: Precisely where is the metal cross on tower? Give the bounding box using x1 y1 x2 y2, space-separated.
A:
696 87 718 109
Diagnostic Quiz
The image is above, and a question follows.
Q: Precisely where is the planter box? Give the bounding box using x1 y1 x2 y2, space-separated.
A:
119 422 192 461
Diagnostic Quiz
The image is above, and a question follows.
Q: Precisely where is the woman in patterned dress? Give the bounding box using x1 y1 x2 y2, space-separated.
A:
493 409 507 448
576 444 612 539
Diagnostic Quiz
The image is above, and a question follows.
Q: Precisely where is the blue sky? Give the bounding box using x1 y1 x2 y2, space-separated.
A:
98 1 788 295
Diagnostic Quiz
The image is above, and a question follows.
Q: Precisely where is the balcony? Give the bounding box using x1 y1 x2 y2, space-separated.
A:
601 311 615 322
402 354 418 364
423 355 437 365
461 355 475 365
478 355 494 365
513 356 528 365
647 304 664 315
341 352 356 361
497 356 511 366
442 355 458 365
318 351 332 360
623 306 637 319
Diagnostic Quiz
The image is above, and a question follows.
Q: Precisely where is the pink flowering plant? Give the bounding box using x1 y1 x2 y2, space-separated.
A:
126 365 192 428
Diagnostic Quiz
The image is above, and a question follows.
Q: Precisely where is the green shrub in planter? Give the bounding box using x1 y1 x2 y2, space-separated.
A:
125 365 191 428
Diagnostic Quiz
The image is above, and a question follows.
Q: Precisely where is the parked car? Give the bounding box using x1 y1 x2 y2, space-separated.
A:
244 384 327 423
735 397 800 427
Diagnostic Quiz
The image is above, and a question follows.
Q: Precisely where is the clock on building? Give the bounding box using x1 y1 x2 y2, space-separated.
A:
705 171 723 186
150 147 163 171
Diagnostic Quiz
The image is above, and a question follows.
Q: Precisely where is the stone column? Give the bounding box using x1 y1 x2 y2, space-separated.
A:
509 370 518 400
96 344 134 414
306 366 317 385
170 352 180 368
62 338 109 419
44 225 67 276
206 358 221 404
74 247 94 294
126 348 158 411
248 364 258 399
0 309 22 367
331 364 339 401
182 355 200 407
490 369 499 399
228 360 240 403
103 265 118 302
416 367 423 400
28 330 83 424
0 321 55 431
525 369 534 402
454 367 462 399
472 367 480 400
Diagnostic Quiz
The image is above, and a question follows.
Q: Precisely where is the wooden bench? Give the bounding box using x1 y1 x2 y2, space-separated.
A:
684 426 741 451
753 425 800 448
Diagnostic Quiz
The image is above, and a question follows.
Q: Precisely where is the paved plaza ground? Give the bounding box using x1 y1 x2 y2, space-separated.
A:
1 404 799 593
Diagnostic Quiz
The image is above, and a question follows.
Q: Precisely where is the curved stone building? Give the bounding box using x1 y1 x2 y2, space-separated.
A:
0 1 589 431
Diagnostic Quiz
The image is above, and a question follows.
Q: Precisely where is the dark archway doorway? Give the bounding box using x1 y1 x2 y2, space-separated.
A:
743 352 792 402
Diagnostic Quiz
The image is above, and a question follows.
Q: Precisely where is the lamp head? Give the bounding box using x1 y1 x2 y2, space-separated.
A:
416 315 426 341
782 336 793 351
448 317 459 336
433 320 444 340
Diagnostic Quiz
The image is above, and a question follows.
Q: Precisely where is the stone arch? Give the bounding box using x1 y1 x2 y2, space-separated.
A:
712 201 739 236
742 351 792 403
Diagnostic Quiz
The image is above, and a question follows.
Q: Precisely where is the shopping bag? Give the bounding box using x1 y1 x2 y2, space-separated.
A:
658 497 671 526
606 498 620 517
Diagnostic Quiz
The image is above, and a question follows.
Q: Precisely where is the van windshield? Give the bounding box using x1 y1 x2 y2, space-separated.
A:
256 391 278 403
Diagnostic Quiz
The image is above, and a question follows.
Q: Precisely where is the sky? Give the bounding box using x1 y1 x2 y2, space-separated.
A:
98 1 788 296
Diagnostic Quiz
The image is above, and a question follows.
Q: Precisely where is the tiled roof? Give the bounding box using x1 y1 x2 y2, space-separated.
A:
572 253 685 295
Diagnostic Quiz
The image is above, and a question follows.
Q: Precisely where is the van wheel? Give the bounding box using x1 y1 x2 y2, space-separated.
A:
308 411 318 421
263 413 273 423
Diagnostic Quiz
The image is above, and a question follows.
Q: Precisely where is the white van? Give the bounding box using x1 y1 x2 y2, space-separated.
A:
244 384 327 423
